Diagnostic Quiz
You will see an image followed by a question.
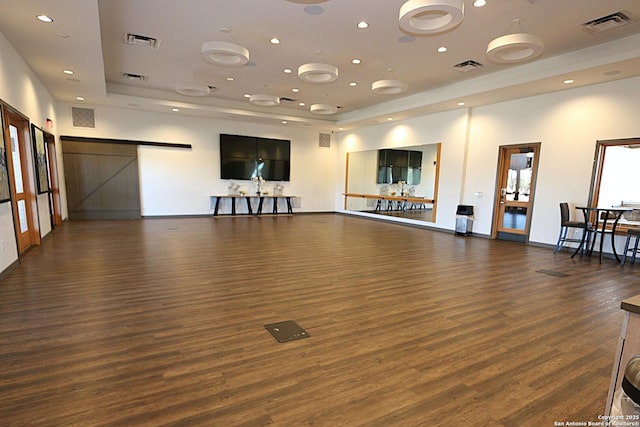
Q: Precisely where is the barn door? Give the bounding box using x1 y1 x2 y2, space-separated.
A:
62 140 141 220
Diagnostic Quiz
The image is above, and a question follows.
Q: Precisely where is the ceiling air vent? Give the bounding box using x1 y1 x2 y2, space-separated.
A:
452 60 484 73
124 33 160 49
580 11 637 33
122 72 148 82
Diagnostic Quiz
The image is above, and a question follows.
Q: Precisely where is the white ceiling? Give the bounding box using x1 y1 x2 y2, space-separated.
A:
1 0 640 131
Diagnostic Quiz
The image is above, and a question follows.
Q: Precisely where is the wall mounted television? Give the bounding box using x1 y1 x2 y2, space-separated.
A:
220 133 291 181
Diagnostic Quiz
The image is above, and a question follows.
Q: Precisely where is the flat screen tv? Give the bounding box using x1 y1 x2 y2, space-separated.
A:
220 134 290 181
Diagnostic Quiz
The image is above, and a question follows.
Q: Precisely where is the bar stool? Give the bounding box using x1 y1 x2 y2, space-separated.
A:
621 228 640 266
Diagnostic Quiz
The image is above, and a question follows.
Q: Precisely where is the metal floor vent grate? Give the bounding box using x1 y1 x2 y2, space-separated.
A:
536 269 569 278
264 320 309 343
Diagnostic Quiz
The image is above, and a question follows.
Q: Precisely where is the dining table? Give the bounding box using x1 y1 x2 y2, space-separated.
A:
573 206 632 263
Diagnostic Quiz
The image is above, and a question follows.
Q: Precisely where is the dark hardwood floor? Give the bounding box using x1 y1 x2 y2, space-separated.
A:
0 214 638 426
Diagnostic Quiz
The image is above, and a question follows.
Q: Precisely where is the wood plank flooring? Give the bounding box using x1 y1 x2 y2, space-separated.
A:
0 214 638 426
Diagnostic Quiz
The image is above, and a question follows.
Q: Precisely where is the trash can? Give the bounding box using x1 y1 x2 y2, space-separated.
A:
455 205 474 236
612 354 640 417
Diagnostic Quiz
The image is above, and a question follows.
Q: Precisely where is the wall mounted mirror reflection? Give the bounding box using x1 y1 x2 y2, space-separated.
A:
344 144 440 222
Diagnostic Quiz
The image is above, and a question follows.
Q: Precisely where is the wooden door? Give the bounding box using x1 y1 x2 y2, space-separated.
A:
492 143 541 242
62 140 141 220
3 108 40 254
44 131 63 227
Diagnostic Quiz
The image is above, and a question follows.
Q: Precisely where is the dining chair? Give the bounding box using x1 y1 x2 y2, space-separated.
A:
554 202 592 254
621 228 640 266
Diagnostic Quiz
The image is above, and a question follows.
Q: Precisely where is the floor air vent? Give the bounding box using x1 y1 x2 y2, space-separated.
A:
580 11 637 33
452 60 483 73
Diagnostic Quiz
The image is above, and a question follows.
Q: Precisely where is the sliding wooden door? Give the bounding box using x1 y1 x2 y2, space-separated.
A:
62 140 141 220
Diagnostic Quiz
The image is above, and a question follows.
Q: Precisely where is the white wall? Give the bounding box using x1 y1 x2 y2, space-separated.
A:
336 109 469 230
0 31 58 273
56 105 338 216
337 76 640 248
466 76 640 247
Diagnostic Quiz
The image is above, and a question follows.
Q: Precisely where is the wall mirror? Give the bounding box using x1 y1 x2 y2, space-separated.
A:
344 143 441 222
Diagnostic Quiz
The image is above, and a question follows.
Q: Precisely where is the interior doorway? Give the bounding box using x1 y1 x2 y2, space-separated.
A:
43 129 63 227
3 106 40 255
492 143 541 243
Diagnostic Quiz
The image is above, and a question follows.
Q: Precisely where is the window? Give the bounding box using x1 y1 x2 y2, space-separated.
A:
589 138 640 220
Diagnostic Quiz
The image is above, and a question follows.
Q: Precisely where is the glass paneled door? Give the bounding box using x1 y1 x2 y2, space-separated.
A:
493 143 541 242
5 109 38 254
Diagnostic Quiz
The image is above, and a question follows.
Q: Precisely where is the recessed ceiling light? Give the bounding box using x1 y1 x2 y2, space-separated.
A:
36 15 53 23
473 0 486 7
563 79 574 84
387 117 393 121
351 58 361 64
270 37 281 44
298 102 306 107
243 93 251 98
63 69 74 75
75 96 85 101
357 21 369 29
226 76 235 81
437 46 448 53
349 82 357 87
283 68 292 74
282 121 288 124
458 102 465 106
172 108 179 112
292 88 300 93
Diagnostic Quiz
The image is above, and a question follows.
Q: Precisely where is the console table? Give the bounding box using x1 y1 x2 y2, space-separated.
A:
210 195 295 217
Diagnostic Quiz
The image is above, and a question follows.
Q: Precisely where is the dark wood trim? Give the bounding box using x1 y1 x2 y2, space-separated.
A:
60 135 192 149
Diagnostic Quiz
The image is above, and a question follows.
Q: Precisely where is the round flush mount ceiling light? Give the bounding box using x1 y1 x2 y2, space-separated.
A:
486 32 544 64
175 82 210 97
399 0 464 35
372 79 408 95
298 62 339 83
310 103 338 114
201 28 249 67
249 94 280 106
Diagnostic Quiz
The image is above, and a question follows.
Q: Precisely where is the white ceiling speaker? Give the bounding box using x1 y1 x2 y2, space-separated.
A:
399 0 464 35
486 32 544 64
310 103 338 114
298 63 339 84
175 82 210 97
201 28 249 66
249 94 280 106
372 79 408 95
